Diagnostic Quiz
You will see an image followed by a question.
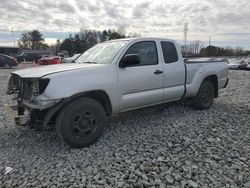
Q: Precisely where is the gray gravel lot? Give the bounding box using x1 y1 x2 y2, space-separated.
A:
0 67 250 188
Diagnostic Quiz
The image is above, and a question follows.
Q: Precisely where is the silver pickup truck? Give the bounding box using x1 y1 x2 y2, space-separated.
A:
5 37 229 148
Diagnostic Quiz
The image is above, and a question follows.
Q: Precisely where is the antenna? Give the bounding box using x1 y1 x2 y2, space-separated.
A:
11 28 15 46
184 23 188 47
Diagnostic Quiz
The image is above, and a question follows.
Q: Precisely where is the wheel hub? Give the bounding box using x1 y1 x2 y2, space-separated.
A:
72 111 96 137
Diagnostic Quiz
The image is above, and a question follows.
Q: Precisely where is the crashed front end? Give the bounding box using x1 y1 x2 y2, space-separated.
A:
5 73 60 126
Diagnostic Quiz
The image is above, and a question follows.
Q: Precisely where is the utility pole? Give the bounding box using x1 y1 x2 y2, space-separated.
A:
11 28 15 46
209 35 211 46
184 22 188 47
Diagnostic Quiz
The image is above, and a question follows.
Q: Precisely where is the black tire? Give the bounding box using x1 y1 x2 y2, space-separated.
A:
56 97 107 148
192 80 215 110
3 63 11 69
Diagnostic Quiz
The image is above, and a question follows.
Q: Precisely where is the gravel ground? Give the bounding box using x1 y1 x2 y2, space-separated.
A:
0 67 250 188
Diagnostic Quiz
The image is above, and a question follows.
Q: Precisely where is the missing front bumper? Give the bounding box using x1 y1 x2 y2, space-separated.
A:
4 104 30 126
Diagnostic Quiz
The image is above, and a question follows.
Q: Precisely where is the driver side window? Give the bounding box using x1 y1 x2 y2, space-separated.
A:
124 41 158 66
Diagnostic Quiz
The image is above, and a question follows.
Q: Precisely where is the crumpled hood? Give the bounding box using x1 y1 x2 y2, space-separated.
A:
12 63 103 78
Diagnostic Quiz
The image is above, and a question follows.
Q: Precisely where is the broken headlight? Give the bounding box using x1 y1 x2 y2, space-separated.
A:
38 79 50 95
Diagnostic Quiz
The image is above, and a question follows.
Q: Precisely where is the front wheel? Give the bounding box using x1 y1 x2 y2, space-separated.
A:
192 80 215 110
56 97 107 148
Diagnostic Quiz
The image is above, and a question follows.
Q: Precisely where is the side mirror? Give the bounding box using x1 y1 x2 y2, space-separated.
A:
119 54 140 68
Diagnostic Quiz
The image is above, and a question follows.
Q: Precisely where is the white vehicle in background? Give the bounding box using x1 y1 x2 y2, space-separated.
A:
63 53 81 63
245 57 250 70
5 37 229 148
228 57 248 70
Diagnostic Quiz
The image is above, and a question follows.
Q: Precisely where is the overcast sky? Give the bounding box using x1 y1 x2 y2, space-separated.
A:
0 0 250 49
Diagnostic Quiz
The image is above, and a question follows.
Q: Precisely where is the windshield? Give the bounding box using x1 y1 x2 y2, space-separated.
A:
75 40 128 64
72 54 80 59
72 54 79 58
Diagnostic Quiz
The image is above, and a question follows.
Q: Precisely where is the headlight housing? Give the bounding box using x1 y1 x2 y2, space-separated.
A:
38 79 50 95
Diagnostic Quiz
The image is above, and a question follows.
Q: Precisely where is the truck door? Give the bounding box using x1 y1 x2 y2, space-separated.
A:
118 41 164 111
160 41 186 101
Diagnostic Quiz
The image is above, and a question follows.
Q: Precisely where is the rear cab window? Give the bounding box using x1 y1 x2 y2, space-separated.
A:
161 41 178 63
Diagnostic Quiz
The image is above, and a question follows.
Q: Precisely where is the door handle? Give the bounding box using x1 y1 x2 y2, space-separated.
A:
154 70 163 75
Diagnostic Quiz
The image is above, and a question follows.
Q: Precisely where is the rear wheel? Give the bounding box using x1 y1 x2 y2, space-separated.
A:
3 63 11 69
56 97 107 148
192 80 215 109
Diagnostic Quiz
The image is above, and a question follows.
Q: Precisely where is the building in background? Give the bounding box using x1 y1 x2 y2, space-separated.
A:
0 46 22 57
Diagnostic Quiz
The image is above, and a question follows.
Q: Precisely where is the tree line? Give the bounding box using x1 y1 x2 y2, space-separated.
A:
18 30 49 50
18 30 250 57
57 29 128 56
181 40 250 57
18 29 130 55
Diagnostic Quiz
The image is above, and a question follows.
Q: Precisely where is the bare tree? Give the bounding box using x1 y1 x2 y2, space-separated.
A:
234 47 244 56
193 40 204 54
182 40 204 56
79 29 99 51
117 26 126 36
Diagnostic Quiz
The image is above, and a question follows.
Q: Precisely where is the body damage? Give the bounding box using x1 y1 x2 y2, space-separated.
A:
7 63 120 112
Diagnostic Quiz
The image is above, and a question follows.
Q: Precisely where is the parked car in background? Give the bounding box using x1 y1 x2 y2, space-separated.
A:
0 54 18 69
57 53 64 58
228 57 248 70
17 52 42 63
245 57 250 70
246 63 250 70
63 53 81 63
38 56 62 65
58 51 69 58
41 54 50 58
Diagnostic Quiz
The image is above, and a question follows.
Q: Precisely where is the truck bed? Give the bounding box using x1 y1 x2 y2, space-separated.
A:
184 60 229 98
185 58 228 64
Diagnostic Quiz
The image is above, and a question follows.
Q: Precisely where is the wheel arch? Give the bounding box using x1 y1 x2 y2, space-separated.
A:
203 75 218 98
68 90 113 116
42 90 113 128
